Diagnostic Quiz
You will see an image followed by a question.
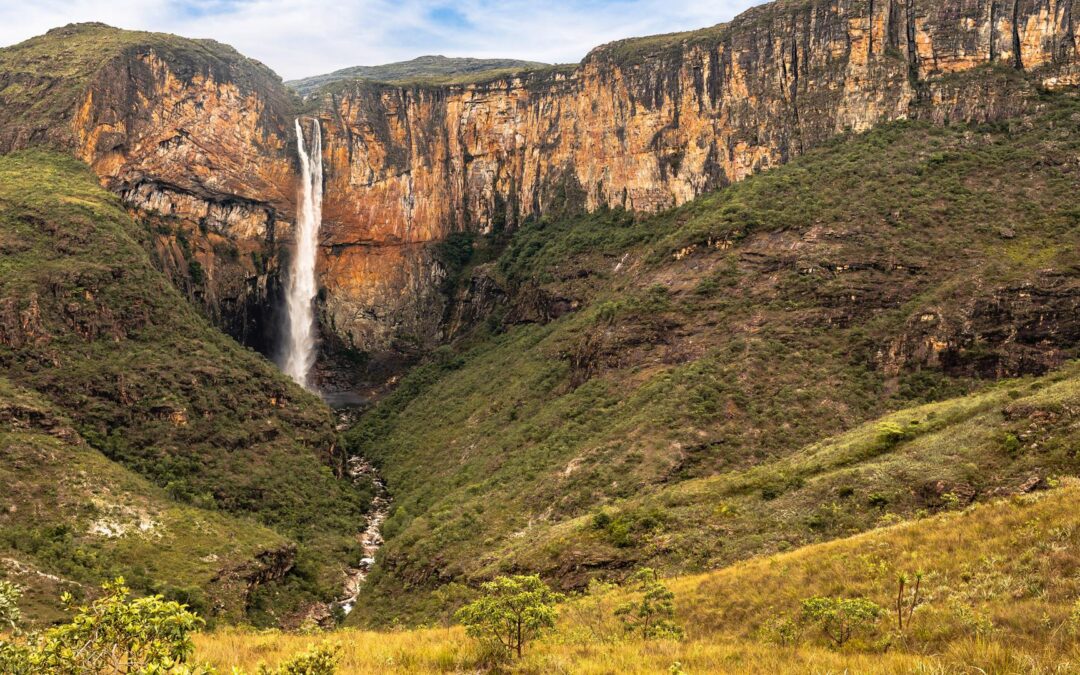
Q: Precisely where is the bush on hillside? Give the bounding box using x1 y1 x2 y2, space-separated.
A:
257 643 339 675
801 596 883 647
615 568 684 640
1 577 206 673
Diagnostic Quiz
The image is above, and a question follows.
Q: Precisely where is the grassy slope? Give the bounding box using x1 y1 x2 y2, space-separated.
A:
346 90 1080 623
0 377 286 625
196 482 1080 673
493 360 1080 578
0 151 371 623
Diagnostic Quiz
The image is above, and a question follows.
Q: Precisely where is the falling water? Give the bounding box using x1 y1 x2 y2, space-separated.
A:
282 117 323 389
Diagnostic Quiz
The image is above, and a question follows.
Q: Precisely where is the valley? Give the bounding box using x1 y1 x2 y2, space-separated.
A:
0 0 1078 672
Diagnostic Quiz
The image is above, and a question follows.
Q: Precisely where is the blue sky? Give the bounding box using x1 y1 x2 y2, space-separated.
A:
0 0 765 80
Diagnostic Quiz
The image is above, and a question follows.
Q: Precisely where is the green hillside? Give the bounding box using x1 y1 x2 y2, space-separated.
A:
286 55 550 95
0 151 372 623
0 377 287 625
346 87 1080 624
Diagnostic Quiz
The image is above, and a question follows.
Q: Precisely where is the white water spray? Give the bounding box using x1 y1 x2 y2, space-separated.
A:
282 118 323 389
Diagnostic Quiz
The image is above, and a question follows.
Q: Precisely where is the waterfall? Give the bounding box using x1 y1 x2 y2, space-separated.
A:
282 117 323 390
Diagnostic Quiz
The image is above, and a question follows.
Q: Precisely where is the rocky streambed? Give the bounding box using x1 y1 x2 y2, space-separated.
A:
335 455 389 615
303 402 391 627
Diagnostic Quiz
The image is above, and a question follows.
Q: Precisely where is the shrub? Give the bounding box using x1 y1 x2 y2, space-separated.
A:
188 260 205 285
258 643 339 675
759 614 801 646
801 596 883 647
0 581 20 632
615 568 684 640
455 575 562 659
876 422 913 447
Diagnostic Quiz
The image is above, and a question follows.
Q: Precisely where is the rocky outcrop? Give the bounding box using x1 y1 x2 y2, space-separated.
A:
311 0 1080 350
210 543 297 617
0 23 297 349
882 271 1080 378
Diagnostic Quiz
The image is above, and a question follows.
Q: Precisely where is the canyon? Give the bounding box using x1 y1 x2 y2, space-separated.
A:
2 0 1080 639
2 0 1077 367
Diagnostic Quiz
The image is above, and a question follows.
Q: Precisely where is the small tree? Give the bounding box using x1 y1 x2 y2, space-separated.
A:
801 596 883 647
615 568 684 640
455 575 562 659
33 577 205 673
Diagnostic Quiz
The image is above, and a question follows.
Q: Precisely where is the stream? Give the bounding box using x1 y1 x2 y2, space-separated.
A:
334 455 389 615
304 401 391 626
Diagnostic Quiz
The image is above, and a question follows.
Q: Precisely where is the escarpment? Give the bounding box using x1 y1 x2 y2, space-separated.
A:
311 0 1080 351
2 2 1078 358
0 23 298 350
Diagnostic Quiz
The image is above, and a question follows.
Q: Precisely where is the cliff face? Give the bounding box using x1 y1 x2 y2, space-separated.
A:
0 23 298 349
72 35 298 348
3 4 1078 356
312 0 1080 350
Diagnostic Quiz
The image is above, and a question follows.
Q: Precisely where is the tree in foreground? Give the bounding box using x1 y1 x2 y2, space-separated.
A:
1 577 206 674
801 596 883 647
615 568 684 640
455 574 562 659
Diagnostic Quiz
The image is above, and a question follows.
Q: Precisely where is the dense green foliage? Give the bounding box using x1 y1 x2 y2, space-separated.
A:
0 581 19 633
1 580 340 674
348 92 1080 624
0 578 204 674
0 151 370 622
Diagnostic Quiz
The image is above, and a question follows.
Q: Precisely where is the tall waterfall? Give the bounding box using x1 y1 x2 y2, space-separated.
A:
282 117 323 389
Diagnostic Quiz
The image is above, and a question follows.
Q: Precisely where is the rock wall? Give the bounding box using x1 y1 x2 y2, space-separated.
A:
0 24 298 350
311 0 1079 350
71 41 297 349
5 5 1078 356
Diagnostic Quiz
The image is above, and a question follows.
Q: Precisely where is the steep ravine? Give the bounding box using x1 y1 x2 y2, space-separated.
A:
303 409 390 627
337 456 389 616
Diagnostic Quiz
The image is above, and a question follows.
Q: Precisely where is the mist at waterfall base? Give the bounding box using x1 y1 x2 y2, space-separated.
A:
281 118 323 390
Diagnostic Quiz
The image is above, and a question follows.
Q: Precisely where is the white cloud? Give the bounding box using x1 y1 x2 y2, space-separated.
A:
0 0 766 80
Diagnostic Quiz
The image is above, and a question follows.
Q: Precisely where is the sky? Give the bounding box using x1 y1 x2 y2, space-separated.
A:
0 0 765 80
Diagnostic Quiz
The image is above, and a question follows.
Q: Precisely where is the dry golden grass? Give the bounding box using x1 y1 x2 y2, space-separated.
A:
197 483 1080 673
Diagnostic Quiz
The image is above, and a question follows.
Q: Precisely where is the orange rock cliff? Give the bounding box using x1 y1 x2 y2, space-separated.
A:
3 0 1077 356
